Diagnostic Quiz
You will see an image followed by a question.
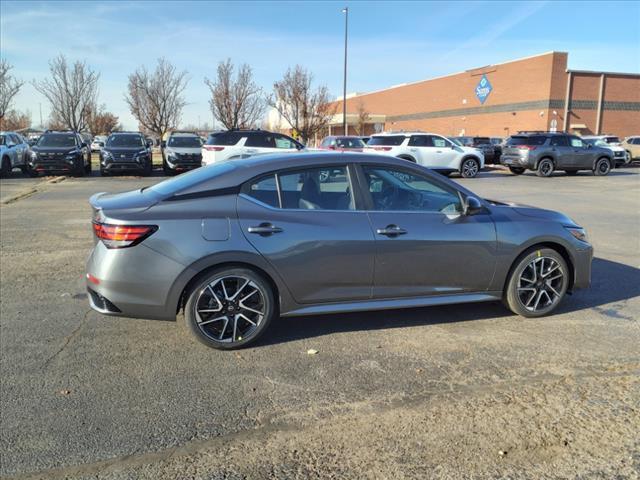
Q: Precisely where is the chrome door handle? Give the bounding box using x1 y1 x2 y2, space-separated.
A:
409 148 418 152
247 223 283 236
376 225 407 237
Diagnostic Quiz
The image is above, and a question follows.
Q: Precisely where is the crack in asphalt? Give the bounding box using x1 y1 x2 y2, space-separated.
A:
6 364 639 480
42 309 92 370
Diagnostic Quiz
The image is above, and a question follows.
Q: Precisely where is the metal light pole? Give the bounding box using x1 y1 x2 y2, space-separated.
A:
342 6 348 135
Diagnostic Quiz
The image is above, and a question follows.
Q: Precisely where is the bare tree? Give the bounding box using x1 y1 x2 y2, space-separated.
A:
205 59 265 130
87 104 121 135
269 65 335 144
0 109 30 131
125 58 189 148
356 100 370 136
0 60 24 121
33 55 99 131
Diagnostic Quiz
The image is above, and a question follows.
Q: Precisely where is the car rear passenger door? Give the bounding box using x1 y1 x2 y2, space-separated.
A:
359 164 497 298
549 135 573 168
237 164 376 304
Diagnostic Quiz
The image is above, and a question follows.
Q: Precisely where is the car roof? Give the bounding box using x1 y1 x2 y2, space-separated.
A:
169 132 199 137
372 132 441 137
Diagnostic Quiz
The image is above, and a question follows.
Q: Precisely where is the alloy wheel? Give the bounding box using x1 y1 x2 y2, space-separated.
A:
596 159 611 175
461 159 479 178
517 257 565 312
194 275 266 343
538 160 553 177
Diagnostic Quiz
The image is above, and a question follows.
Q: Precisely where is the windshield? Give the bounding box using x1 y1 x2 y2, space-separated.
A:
37 134 77 148
107 134 145 148
448 137 463 146
367 136 406 146
336 137 365 148
149 161 237 196
168 136 201 148
506 135 547 146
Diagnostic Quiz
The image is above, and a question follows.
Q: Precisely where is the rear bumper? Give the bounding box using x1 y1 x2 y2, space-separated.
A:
86 242 186 321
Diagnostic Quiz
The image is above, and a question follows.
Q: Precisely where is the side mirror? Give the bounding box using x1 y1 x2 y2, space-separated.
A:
463 196 483 216
586 143 592 149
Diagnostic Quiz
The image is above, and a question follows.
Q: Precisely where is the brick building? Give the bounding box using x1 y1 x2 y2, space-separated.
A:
326 52 640 139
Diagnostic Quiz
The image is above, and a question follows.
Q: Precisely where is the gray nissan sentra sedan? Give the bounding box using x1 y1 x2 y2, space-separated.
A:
86 153 592 349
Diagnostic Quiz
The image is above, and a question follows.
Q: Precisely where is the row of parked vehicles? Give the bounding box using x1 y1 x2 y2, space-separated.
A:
1 128 638 179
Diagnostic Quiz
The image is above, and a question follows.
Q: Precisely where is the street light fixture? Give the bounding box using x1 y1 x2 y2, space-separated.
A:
342 6 348 135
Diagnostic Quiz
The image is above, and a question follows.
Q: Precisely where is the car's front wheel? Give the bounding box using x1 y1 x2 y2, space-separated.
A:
508 166 525 175
184 267 276 350
593 157 611 176
504 248 568 318
460 158 479 178
0 157 11 177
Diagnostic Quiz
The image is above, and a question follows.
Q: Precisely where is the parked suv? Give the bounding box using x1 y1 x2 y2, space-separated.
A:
365 132 484 178
28 130 91 177
501 132 614 177
201 129 304 165
456 136 496 164
162 131 203 175
100 131 153 176
318 136 366 151
0 131 30 177
621 136 640 162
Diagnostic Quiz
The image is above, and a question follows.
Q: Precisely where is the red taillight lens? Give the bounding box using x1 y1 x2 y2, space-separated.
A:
92 222 157 249
371 146 392 151
203 145 225 151
518 145 537 151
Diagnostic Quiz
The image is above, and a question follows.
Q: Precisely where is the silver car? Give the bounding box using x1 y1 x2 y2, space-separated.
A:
86 153 593 349
0 131 30 176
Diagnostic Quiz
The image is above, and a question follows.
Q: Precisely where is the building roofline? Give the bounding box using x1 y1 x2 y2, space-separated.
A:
342 51 566 101
567 69 640 77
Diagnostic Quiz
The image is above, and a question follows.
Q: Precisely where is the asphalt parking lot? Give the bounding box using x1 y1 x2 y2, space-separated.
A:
1 166 639 479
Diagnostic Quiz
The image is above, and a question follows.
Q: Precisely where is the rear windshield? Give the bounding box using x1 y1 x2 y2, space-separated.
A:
107 134 145 148
506 135 547 146
149 162 237 196
367 136 406 146
206 132 244 146
37 134 77 148
168 136 201 148
336 137 365 148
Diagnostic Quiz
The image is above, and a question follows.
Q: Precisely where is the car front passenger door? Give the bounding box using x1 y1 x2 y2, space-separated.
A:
360 165 497 298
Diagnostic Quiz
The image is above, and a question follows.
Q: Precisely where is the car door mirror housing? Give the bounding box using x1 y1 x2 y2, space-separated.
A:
463 196 483 215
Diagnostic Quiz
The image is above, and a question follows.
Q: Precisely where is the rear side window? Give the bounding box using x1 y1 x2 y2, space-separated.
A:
149 162 237 196
367 136 406 146
408 135 432 147
206 132 243 146
550 136 568 147
506 136 547 146
243 174 279 208
279 166 353 210
245 133 275 148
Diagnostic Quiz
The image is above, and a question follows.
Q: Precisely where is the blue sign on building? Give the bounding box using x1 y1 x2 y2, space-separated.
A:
475 74 492 104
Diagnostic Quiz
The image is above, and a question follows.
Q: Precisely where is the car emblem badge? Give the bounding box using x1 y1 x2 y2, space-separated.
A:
120 154 125 158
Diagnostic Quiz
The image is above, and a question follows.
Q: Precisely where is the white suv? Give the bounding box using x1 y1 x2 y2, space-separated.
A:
365 132 485 178
202 130 304 165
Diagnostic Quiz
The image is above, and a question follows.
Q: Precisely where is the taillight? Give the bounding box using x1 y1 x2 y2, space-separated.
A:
203 145 225 151
372 146 392 151
518 145 537 151
92 222 157 249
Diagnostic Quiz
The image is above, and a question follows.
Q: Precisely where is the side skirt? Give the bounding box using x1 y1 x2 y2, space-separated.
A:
282 292 503 317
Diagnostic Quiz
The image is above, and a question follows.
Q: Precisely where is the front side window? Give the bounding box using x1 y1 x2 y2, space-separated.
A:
274 134 298 149
569 136 584 148
431 136 448 148
279 166 353 210
363 166 462 214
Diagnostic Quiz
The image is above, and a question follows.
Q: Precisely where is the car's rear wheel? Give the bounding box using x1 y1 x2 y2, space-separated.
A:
536 158 554 177
185 267 276 350
141 161 153 177
508 166 525 175
72 160 85 177
85 159 92 174
593 157 611 176
460 158 479 178
504 248 568 318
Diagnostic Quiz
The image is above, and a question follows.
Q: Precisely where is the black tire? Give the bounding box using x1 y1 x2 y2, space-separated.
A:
25 165 39 178
0 157 11 178
504 247 569 318
85 159 92 175
100 168 109 177
72 160 85 177
141 161 153 177
536 158 554 177
184 267 276 350
162 159 175 176
460 157 480 178
593 157 611 176
565 170 578 176
508 166 525 175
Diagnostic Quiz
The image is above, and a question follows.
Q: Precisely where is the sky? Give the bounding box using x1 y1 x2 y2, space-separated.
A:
1 0 639 130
